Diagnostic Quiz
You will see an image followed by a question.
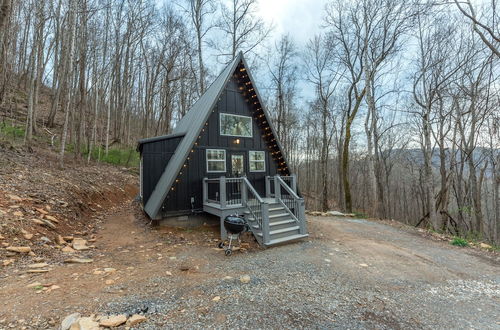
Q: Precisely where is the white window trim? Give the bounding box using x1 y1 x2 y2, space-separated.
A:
219 113 253 138
249 150 266 172
206 149 226 173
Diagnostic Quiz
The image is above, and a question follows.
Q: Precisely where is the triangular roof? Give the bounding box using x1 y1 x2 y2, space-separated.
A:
141 52 290 219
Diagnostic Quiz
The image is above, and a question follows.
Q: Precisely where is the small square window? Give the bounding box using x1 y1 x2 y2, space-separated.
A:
249 151 265 172
206 149 226 173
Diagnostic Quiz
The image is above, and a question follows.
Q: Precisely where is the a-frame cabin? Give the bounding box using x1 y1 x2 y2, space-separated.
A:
137 52 308 246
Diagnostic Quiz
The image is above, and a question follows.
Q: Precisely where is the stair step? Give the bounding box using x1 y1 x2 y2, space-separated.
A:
269 213 289 219
265 234 309 246
257 226 300 237
269 219 296 227
252 219 295 230
248 213 290 223
269 207 285 212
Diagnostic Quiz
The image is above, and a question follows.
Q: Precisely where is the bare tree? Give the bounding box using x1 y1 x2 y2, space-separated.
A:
180 0 216 94
214 0 271 62
303 34 342 211
267 34 299 160
453 0 499 58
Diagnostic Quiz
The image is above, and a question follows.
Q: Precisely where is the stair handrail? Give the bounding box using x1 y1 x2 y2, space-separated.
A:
275 175 307 235
242 177 269 243
242 177 264 204
275 175 300 199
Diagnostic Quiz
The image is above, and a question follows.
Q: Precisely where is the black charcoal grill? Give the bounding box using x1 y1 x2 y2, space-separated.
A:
217 214 247 256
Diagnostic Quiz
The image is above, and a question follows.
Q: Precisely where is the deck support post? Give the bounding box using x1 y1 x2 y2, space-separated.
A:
274 175 281 199
202 177 208 203
291 174 297 193
262 202 270 244
241 177 248 206
220 215 228 240
220 176 226 208
298 198 307 235
265 176 270 198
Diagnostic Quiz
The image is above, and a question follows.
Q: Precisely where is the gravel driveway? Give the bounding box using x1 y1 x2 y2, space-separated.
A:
98 215 500 329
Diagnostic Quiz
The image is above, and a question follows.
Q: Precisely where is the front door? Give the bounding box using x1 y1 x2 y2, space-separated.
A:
231 154 245 177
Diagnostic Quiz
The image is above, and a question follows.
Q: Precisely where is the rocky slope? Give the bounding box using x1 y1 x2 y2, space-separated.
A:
0 143 137 269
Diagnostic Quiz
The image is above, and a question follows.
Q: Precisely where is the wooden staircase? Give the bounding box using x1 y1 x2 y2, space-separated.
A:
202 175 308 247
245 200 308 246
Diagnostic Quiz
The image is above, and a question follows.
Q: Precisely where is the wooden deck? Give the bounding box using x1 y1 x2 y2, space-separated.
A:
202 175 307 245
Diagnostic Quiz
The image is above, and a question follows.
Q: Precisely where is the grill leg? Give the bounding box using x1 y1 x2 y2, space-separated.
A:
228 235 234 250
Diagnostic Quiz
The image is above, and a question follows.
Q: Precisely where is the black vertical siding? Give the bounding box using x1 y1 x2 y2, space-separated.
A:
140 136 183 205
151 77 281 217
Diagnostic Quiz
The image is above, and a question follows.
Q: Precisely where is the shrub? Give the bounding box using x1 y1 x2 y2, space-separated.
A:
86 146 139 167
451 237 469 247
0 122 25 139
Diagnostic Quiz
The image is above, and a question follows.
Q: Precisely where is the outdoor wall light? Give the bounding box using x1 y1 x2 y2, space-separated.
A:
234 138 240 144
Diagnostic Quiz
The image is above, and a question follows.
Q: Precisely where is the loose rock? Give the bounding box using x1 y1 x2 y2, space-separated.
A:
27 269 49 273
28 263 49 268
35 208 48 215
60 313 80 330
99 314 127 327
26 282 42 288
6 246 31 253
23 233 34 240
42 219 56 229
127 314 146 327
62 246 76 253
71 317 99 330
56 235 66 245
64 258 93 264
31 218 45 226
240 275 251 284
72 238 89 251
45 215 59 223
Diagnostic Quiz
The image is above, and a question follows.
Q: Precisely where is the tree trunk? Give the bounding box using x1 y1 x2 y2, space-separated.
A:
59 0 76 168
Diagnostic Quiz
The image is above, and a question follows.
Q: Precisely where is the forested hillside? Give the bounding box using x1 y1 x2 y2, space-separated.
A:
0 0 498 243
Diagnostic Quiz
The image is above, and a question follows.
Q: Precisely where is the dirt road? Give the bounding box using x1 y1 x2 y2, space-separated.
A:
1 204 499 329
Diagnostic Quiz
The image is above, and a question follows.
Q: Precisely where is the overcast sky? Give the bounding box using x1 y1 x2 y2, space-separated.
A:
256 0 328 46
255 0 329 103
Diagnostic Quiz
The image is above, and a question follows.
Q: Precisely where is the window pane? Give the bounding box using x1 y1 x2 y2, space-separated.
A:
220 113 252 137
207 149 225 172
250 151 264 161
207 149 225 160
250 161 265 171
249 151 265 172
255 161 265 171
208 161 225 172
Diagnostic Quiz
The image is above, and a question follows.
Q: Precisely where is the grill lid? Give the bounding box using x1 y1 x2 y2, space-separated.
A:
224 215 245 225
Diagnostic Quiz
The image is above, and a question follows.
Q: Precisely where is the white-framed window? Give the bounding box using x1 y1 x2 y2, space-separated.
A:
206 149 226 172
249 151 265 172
220 113 253 137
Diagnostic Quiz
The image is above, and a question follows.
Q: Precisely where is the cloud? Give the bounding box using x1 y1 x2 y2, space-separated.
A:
257 0 328 45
